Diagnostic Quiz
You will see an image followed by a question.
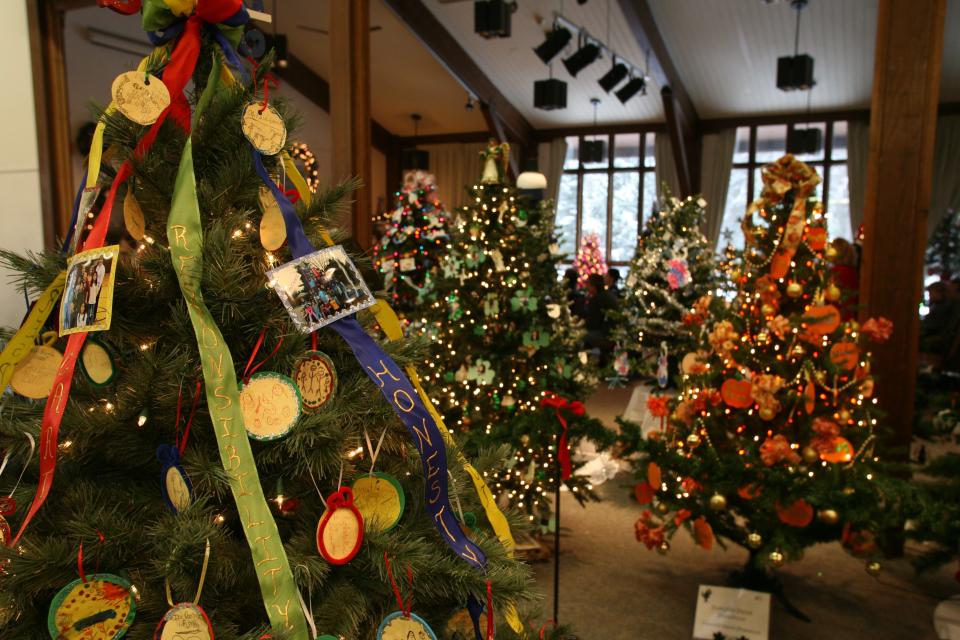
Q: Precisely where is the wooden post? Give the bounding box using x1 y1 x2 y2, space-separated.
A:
859 0 945 447
329 0 373 249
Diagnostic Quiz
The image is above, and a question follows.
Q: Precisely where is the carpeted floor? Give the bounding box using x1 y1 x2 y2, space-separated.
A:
529 385 958 640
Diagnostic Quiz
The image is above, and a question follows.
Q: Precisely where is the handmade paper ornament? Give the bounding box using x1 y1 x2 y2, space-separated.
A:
546 303 561 319
259 186 287 251
829 342 860 371
490 248 507 272
656 342 669 388
155 603 213 640
721 378 753 408
804 304 842 337
352 472 405 533
378 612 438 640
316 487 364 564
665 257 691 290
157 444 193 514
399 257 417 272
291 351 337 412
483 296 500 318
820 436 854 463
48 574 136 640
240 372 302 440
241 103 287 156
776 499 815 528
10 344 62 399
60 245 120 336
123 190 145 241
79 340 116 387
111 71 170 125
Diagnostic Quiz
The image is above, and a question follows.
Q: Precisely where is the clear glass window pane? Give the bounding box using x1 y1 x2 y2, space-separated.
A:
733 126 751 164
755 124 788 163
614 133 641 168
644 133 655 167
563 136 580 170
581 173 609 249
611 172 640 262
721 168 749 250
828 164 852 240
582 135 609 170
753 167 764 200
832 121 848 161
555 173 579 257
643 171 657 219
790 122 826 161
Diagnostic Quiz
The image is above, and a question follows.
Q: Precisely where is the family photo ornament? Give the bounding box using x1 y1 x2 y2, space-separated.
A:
59 245 120 337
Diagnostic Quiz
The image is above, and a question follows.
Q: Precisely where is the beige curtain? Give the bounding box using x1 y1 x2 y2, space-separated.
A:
654 133 681 200
538 137 569 206
847 120 870 236
420 143 486 208
699 129 736 248
930 116 960 240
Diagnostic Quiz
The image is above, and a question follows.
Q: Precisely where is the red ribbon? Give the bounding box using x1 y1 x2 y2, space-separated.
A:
242 328 284 383
384 552 413 618
539 619 558 640
176 379 203 456
486 580 494 640
77 530 105 583
540 393 585 481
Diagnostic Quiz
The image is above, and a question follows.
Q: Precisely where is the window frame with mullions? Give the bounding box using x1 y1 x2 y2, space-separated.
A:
558 130 659 267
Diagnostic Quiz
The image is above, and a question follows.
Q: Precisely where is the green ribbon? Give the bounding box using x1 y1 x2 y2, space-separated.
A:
166 61 308 637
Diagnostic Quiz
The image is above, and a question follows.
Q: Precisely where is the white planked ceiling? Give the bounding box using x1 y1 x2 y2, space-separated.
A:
421 0 665 127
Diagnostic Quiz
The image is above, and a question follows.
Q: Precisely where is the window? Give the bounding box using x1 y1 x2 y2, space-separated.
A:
555 132 658 266
720 120 852 249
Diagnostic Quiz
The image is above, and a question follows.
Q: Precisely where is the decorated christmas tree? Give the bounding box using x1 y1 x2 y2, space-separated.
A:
627 155 908 580
373 170 450 313
421 140 607 527
573 233 607 289
0 6 534 638
926 209 960 281
609 193 719 384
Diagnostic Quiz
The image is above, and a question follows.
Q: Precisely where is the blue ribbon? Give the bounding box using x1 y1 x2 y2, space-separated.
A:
60 177 86 255
466 594 487 640
145 9 250 84
252 147 488 571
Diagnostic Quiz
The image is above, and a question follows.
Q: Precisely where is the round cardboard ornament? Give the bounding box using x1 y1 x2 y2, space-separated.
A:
291 351 337 411
123 190 146 241
316 487 364 565
804 304 842 337
157 444 193 514
352 472 405 532
10 344 62 399
241 103 287 156
80 340 117 387
377 612 438 640
239 372 302 440
48 573 136 640
111 71 170 126
154 602 213 640
721 379 753 409
829 342 860 371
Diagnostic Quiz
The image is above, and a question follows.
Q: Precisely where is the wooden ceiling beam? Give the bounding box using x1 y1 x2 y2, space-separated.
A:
617 0 701 194
381 0 535 161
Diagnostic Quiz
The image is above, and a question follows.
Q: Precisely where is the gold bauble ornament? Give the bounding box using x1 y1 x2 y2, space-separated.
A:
865 560 882 576
656 501 670 515
520 434 530 445
802 446 819 464
657 540 670 555
746 532 763 549
756 331 771 345
768 550 785 567
786 282 803 298
818 508 840 525
825 245 838 260
759 406 777 421
825 284 842 301
792 344 806 357
838 409 852 422
760 303 776 317
842 486 856 496
709 494 728 511
686 433 702 448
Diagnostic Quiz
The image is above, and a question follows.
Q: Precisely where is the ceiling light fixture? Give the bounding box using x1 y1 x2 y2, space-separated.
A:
597 60 629 93
615 76 646 104
534 78 568 111
474 0 516 39
533 26 573 65
401 114 429 171
776 0 815 91
562 36 601 77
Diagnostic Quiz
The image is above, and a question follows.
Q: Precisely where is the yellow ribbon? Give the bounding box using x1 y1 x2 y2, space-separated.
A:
0 271 66 392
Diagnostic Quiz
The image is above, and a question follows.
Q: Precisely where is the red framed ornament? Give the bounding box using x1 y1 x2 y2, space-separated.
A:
316 487 364 565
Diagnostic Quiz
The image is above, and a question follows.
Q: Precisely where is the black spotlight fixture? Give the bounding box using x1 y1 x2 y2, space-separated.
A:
562 38 600 77
787 127 822 155
534 78 568 111
474 0 515 39
401 114 429 171
598 61 628 93
615 75 646 103
777 0 815 91
533 26 572 65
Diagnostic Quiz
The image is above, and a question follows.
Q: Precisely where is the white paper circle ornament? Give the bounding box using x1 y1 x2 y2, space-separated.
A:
241 103 287 156
155 602 213 640
239 372 302 440
80 340 116 387
10 344 62 399
291 351 337 412
47 573 136 640
352 472 405 532
111 71 170 126
377 612 439 640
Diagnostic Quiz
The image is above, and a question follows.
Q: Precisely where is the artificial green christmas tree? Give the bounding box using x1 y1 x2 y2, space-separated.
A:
421 141 607 527
609 193 719 384
625 156 908 582
373 170 450 314
0 6 533 638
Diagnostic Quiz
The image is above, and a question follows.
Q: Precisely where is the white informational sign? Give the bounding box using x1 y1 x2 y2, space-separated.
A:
693 585 770 640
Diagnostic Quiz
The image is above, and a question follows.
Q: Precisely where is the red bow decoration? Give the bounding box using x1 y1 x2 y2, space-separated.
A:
540 393 585 481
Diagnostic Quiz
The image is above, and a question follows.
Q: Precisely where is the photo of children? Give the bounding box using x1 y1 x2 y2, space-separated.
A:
59 245 120 336
267 245 375 333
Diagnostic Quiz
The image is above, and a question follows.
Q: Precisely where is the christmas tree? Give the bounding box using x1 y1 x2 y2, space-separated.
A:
421 140 607 527
0 6 533 638
373 170 450 313
573 233 607 289
626 155 908 579
926 209 960 281
609 193 719 384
